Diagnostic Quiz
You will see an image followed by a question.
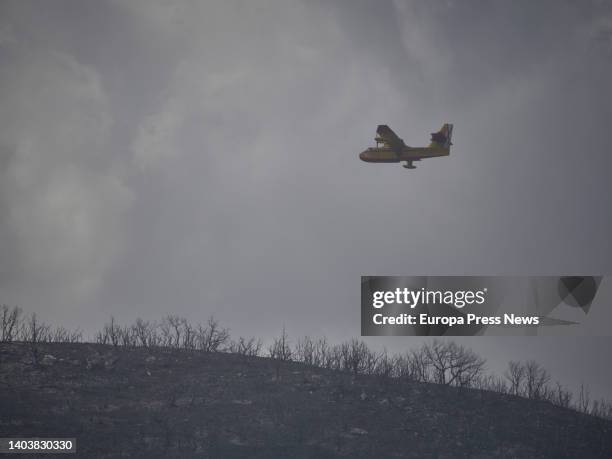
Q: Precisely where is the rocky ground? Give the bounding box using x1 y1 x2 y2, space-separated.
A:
0 342 611 458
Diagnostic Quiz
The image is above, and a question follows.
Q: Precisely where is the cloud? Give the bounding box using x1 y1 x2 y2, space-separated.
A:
131 96 184 170
0 41 133 320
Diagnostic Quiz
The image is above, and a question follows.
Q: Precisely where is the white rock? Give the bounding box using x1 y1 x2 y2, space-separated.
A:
231 399 252 405
41 354 57 366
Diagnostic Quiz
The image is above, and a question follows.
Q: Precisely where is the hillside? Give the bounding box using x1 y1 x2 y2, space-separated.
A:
0 342 610 458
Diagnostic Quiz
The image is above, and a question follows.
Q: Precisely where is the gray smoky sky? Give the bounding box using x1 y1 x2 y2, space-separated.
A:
1 1 612 398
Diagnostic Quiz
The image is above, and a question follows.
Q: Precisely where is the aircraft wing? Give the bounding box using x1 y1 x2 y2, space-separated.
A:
376 125 406 153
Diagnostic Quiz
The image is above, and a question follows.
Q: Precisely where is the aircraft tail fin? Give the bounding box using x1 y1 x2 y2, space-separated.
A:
429 123 453 149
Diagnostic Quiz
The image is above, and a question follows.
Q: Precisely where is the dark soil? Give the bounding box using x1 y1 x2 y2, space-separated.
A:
1 343 610 458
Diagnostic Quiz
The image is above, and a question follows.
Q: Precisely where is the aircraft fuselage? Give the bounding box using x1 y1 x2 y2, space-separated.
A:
359 146 449 163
